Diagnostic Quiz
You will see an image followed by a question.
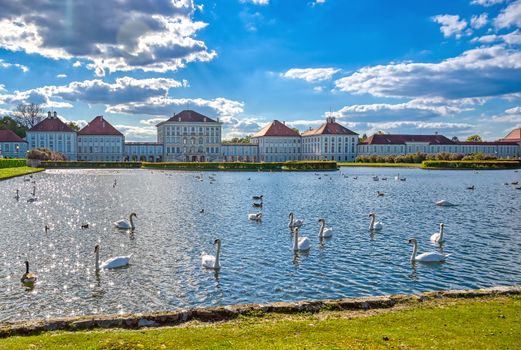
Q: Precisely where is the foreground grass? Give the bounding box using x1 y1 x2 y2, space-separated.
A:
1 296 520 349
0 166 43 180
339 162 421 168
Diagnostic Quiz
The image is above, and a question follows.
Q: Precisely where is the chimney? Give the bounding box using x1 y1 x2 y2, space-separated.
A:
204 117 207 122
53 111 57 118
48 111 51 118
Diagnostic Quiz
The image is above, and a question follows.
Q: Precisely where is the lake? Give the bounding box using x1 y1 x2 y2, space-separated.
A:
0 167 520 322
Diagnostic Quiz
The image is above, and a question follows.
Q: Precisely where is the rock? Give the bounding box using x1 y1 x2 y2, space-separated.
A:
138 319 158 328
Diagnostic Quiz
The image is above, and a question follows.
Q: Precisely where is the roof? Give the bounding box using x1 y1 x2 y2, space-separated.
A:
79 116 123 136
252 120 300 137
302 118 358 136
501 128 521 142
28 116 75 133
161 110 218 124
0 130 26 143
363 134 454 145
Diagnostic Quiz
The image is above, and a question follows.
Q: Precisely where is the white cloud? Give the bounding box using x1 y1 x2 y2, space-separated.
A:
0 1 216 75
56 74 67 78
72 61 82 68
365 121 473 135
281 68 340 82
240 0 269 5
472 30 521 44
432 15 468 38
506 106 521 113
313 86 324 93
334 45 521 99
471 0 507 6
0 59 28 72
114 124 157 141
471 13 488 29
494 0 521 28
139 117 168 126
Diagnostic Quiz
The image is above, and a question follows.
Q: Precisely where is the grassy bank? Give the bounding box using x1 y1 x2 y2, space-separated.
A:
339 162 421 168
1 295 519 349
0 166 43 181
422 160 521 170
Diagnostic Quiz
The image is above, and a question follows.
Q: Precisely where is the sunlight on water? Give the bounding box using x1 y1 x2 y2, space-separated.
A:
0 168 520 322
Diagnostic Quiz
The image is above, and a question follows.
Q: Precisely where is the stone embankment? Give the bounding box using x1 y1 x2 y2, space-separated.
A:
1 285 520 338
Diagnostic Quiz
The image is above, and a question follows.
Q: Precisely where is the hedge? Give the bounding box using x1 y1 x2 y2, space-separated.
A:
0 158 26 168
142 161 338 171
422 160 521 169
41 161 142 169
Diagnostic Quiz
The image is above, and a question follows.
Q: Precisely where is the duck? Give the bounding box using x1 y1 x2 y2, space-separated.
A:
114 212 137 230
466 185 475 190
81 224 89 229
408 238 448 262
252 195 263 200
15 189 19 200
368 212 383 231
292 227 310 252
248 212 262 221
21 261 37 284
288 212 304 229
95 244 131 270
377 191 384 197
252 202 263 208
201 239 221 270
318 218 333 238
44 225 50 232
430 223 445 243
435 200 455 207
512 181 519 185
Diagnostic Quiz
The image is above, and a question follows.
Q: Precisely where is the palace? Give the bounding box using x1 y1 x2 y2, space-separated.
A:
2 109 520 161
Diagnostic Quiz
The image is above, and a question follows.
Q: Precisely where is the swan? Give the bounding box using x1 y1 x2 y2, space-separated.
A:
435 200 455 207
201 239 221 270
252 195 263 200
114 212 137 230
95 245 131 270
430 223 445 243
292 227 310 252
248 212 262 221
44 225 50 232
21 261 37 284
369 213 383 231
252 202 263 208
408 238 447 262
318 218 333 238
288 212 304 229
395 174 400 181
81 224 89 229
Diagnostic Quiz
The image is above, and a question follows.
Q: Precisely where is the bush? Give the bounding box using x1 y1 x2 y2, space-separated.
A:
422 160 520 169
27 148 66 161
462 152 497 161
0 158 26 168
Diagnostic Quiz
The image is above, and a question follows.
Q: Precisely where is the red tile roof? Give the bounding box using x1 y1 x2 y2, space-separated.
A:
363 134 454 145
29 116 75 132
163 110 218 123
501 128 521 142
302 119 358 136
79 116 123 136
252 120 300 137
0 130 26 142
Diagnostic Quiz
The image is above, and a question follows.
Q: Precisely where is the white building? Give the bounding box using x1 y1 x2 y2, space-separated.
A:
78 116 124 161
124 142 163 162
302 116 358 162
0 130 27 158
251 120 301 162
221 143 258 162
26 111 77 160
157 110 222 162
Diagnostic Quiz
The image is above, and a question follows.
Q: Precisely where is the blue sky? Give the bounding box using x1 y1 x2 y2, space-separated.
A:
0 0 520 141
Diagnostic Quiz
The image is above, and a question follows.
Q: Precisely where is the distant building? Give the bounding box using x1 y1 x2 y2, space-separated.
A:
26 111 77 160
221 143 258 162
157 110 222 162
0 130 27 158
251 120 301 162
78 116 124 161
124 142 163 162
302 116 358 161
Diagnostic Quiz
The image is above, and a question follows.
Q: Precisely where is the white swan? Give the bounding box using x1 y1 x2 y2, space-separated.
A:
430 223 445 243
114 212 137 230
95 245 131 270
201 239 221 270
288 212 304 229
21 261 37 284
318 218 333 238
408 238 447 262
369 212 383 231
292 227 310 252
435 200 455 207
248 212 262 221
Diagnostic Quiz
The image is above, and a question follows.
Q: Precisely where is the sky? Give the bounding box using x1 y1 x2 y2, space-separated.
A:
0 0 520 141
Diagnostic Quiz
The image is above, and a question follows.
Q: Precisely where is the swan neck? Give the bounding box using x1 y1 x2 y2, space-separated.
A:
411 241 418 261
293 229 299 251
440 226 444 241
369 215 375 230
319 221 325 236
129 215 134 229
25 262 29 274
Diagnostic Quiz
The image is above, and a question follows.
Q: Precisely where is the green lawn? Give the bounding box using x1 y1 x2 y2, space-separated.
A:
1 296 519 349
0 166 44 180
339 162 421 168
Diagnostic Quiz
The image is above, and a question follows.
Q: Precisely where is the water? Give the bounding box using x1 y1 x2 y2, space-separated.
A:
0 168 520 322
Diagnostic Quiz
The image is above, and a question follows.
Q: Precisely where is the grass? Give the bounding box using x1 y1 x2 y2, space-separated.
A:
339 162 421 168
1 296 519 349
0 166 44 181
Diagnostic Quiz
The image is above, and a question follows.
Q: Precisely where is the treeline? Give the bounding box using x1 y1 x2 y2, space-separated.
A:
355 152 499 164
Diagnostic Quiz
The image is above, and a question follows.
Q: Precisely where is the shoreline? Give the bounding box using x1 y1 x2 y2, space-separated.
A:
1 285 519 338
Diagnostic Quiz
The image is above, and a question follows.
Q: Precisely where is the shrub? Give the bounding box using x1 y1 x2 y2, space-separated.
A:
0 158 26 168
27 148 66 161
142 161 338 171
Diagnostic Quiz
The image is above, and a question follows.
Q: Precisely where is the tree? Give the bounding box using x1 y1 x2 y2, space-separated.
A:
466 134 482 142
451 136 459 142
359 133 368 142
222 135 252 144
0 116 28 138
11 103 43 129
291 127 300 135
67 121 80 132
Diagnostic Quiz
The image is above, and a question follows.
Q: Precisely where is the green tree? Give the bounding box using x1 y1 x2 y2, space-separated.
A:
0 116 28 138
466 134 482 142
291 127 300 135
67 121 80 132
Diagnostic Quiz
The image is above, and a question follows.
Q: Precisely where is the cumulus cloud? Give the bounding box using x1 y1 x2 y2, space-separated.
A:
72 61 82 68
220 115 267 139
471 13 488 29
334 45 521 99
56 74 67 78
0 59 28 72
364 121 473 135
0 1 216 75
240 0 269 5
471 0 507 6
494 0 521 28
432 15 468 38
506 106 521 113
139 117 168 126
281 68 340 82
471 30 521 44
114 124 158 141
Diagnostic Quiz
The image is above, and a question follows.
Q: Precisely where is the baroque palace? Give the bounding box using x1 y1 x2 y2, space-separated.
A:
1 109 520 161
